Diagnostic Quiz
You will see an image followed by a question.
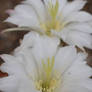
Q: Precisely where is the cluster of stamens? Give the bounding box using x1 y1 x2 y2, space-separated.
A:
35 57 61 92
35 79 59 92
40 0 65 36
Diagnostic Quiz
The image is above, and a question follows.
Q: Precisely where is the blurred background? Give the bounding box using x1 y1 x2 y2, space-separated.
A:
0 0 92 77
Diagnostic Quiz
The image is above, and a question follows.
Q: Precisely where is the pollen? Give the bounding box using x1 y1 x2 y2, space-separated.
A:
35 57 61 92
35 78 60 92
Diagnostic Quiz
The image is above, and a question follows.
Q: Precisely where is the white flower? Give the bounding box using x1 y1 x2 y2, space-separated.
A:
5 0 92 49
0 32 92 92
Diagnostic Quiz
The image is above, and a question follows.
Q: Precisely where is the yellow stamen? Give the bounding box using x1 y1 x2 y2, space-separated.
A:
35 57 61 92
48 0 59 20
40 0 65 36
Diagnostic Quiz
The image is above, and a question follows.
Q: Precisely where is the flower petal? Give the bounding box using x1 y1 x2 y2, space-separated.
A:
15 32 39 51
67 23 92 33
0 76 19 92
5 4 39 28
18 78 38 92
0 54 38 92
30 33 60 61
0 73 38 92
23 0 46 22
14 32 60 71
61 53 92 92
15 32 60 58
62 0 87 18
54 46 77 75
16 49 40 79
0 54 27 75
64 30 92 49
58 0 67 12
44 0 56 5
65 11 92 23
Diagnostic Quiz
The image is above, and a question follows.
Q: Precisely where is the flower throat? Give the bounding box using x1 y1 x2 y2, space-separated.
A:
35 57 61 92
40 0 65 36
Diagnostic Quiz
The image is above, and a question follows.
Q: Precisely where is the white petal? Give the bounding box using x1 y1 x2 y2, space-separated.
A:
65 11 92 23
15 32 39 52
5 4 39 28
52 28 92 49
62 0 87 18
0 54 38 92
44 0 56 6
0 54 27 76
14 31 60 71
61 53 92 92
64 53 90 78
0 76 19 92
64 30 92 49
15 49 39 79
23 0 46 22
58 0 67 12
88 21 92 27
0 74 38 92
18 78 38 92
30 33 60 61
54 46 77 74
67 23 92 33
44 0 67 15
52 28 70 41
15 32 60 58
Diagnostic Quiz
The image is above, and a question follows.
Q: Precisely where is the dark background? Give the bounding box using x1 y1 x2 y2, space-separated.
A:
0 0 92 77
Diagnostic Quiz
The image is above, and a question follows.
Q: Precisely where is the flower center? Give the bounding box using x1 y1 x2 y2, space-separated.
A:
35 57 61 92
40 0 65 36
